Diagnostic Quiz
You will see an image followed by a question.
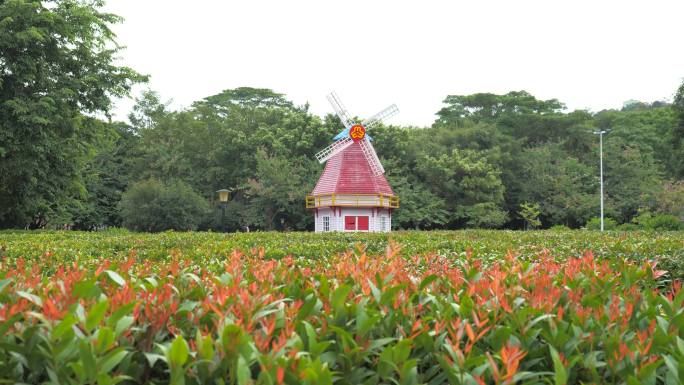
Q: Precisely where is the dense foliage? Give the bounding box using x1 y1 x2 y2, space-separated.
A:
44 85 680 232
102 86 682 232
119 179 210 232
0 230 683 384
0 0 146 228
0 0 683 231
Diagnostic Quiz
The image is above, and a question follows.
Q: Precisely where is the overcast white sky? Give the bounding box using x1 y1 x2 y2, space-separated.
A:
104 0 684 127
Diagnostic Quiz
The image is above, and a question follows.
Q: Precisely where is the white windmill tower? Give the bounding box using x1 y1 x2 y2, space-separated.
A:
306 92 399 232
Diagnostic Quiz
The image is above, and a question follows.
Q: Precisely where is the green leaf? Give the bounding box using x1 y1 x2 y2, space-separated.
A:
378 346 398 378
549 346 568 385
380 285 406 307
394 339 412 363
95 326 115 354
296 293 318 320
419 274 438 291
52 314 77 340
73 280 99 299
106 302 136 329
105 270 126 287
177 300 199 314
524 314 556 333
663 355 680 384
221 324 245 356
237 355 251 385
168 335 189 368
367 278 382 303
79 340 97 381
399 359 419 385
512 371 551 383
115 316 135 336
627 375 642 385
195 329 214 360
330 284 351 314
144 276 159 288
0 278 12 293
86 300 109 332
144 353 166 367
100 348 128 373
368 337 396 351
16 290 42 307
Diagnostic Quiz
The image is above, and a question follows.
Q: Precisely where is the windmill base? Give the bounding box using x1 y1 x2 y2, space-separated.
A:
314 207 392 233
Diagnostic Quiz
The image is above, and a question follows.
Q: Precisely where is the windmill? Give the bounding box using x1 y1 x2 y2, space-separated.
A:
314 92 399 175
306 92 400 232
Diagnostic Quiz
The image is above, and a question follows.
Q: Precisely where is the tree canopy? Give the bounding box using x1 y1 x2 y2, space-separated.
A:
0 1 682 231
0 0 146 228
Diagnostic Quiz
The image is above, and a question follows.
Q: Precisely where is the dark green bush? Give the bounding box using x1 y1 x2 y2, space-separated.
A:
585 217 617 230
617 223 640 231
632 212 684 231
643 214 684 231
119 179 210 232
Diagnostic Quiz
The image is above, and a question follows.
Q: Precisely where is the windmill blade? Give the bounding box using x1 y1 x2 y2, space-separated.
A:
362 104 399 129
315 137 354 163
358 137 385 175
327 92 354 129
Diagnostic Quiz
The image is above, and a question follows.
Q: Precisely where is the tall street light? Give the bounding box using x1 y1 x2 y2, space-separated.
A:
216 189 231 231
592 130 610 231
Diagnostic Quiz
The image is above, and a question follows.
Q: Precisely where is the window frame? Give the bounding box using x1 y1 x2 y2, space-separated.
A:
380 216 387 231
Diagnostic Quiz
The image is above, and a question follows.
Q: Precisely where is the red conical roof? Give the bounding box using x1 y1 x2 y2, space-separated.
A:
311 141 395 196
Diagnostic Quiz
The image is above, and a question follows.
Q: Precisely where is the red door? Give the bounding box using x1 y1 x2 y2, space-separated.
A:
344 216 356 230
357 216 369 231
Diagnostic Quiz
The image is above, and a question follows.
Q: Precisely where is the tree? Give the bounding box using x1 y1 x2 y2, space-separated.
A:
70 122 140 229
595 106 678 178
128 87 331 231
518 143 596 228
653 180 684 220
433 92 597 226
603 138 663 223
518 202 542 230
0 0 146 228
672 79 684 178
243 149 315 231
119 179 209 232
390 175 449 230
417 149 508 228
128 90 169 132
436 91 565 126
193 87 294 110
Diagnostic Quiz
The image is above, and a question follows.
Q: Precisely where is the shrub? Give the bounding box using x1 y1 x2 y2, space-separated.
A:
643 214 684 231
119 179 210 232
518 202 541 229
548 224 571 231
616 222 640 231
654 180 684 219
633 212 684 231
0 234 679 384
585 217 617 230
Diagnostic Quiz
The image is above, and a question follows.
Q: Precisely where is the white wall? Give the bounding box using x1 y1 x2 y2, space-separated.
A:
314 207 392 232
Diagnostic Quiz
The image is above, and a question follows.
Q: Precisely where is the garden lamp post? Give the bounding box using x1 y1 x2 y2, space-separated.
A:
592 130 610 231
216 189 230 231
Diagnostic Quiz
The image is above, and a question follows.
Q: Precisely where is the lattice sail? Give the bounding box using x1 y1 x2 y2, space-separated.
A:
358 137 385 175
315 137 354 163
317 92 398 166
326 92 354 129
362 104 399 128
